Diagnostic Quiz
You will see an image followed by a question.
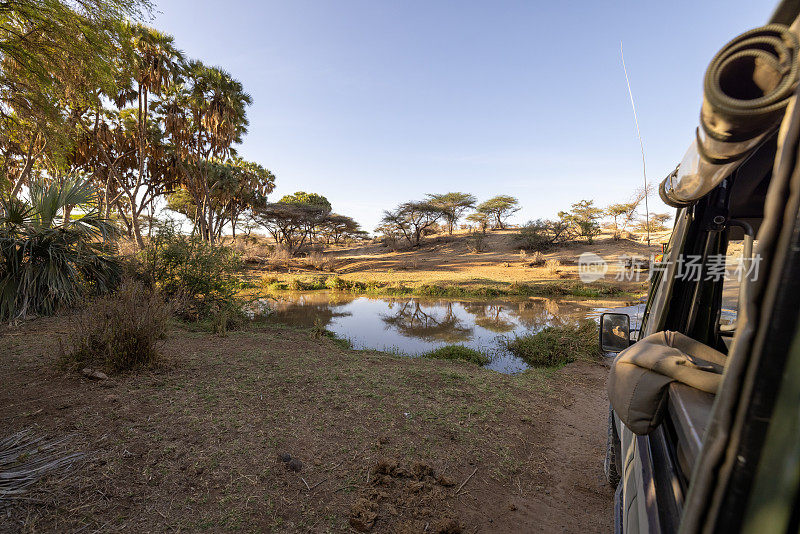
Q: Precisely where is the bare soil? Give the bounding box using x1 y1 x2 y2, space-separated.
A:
1 316 613 533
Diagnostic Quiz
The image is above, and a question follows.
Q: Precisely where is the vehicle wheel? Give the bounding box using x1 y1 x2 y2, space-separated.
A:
604 408 621 488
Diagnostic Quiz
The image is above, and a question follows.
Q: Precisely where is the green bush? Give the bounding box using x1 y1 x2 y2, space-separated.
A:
516 219 573 251
506 320 599 367
0 177 121 321
60 279 172 373
422 345 490 366
140 225 242 320
325 275 349 290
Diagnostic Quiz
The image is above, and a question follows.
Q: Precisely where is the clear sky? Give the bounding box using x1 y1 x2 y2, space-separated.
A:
153 0 775 232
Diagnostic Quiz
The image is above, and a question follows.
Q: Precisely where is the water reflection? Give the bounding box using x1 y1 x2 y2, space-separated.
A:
381 301 472 343
266 292 632 373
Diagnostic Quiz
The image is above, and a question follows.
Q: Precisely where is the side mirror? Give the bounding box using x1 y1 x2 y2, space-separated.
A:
600 313 631 353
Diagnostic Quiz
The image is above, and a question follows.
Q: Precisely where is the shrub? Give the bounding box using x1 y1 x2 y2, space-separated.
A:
268 245 292 266
0 177 121 321
140 225 242 320
422 345 490 366
516 219 573 251
506 320 599 367
302 251 329 270
528 251 545 266
325 275 350 290
467 230 487 253
60 280 172 373
544 259 561 275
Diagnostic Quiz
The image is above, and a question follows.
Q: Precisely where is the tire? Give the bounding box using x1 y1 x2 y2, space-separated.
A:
604 407 621 488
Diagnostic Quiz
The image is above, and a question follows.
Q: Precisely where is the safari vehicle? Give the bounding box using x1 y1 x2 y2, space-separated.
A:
601 2 800 533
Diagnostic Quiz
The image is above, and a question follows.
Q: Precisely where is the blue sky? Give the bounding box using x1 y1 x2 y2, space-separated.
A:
154 0 775 231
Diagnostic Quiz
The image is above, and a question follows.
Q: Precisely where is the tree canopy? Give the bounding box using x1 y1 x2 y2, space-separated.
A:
426 192 476 234
475 195 520 230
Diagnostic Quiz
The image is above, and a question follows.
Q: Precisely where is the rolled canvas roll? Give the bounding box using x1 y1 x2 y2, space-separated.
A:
660 24 799 207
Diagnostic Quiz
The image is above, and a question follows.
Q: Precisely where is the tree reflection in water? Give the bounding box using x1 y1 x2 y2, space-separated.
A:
380 300 473 343
461 303 516 333
269 294 354 328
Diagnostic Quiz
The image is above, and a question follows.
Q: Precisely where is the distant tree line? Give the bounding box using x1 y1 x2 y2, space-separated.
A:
377 193 521 247
255 192 366 254
517 187 671 251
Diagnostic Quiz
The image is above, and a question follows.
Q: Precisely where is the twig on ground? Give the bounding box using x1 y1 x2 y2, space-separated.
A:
301 477 310 491
455 467 478 495
308 478 328 491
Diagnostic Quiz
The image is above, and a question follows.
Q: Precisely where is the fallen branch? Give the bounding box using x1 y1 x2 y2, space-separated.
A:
455 467 478 495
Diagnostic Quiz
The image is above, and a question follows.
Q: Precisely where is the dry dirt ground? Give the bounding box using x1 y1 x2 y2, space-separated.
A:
1 316 614 533
247 229 668 293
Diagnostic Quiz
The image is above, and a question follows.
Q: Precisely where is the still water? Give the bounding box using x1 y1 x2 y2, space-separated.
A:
262 292 642 373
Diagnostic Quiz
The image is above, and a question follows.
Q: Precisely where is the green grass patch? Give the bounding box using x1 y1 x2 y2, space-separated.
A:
261 276 635 300
421 345 490 366
309 319 353 350
506 320 600 367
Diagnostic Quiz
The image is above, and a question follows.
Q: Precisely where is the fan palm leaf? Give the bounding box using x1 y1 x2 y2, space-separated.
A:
0 175 121 321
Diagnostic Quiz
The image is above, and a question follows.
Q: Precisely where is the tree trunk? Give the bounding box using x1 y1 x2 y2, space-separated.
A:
131 199 145 249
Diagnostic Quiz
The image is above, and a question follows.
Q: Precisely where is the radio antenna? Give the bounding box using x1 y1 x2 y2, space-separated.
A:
620 42 651 246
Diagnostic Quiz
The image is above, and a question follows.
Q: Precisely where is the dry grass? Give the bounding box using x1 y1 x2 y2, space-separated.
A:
544 259 561 275
1 317 614 532
246 230 661 299
59 280 172 373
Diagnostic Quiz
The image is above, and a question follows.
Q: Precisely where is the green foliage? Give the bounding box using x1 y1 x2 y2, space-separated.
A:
506 321 600 367
421 345 490 366
516 218 573 251
325 275 349 291
279 191 332 211
605 202 636 239
140 224 242 320
475 195 520 230
255 192 333 254
60 279 171 373
559 200 603 243
379 200 447 247
426 192 477 234
0 176 121 321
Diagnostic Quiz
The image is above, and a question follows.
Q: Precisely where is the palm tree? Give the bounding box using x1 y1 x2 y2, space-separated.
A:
162 61 252 242
116 24 185 247
0 175 120 321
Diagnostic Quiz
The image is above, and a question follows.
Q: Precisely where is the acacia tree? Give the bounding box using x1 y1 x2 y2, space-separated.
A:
605 186 650 240
466 212 489 233
254 192 331 254
560 199 603 243
638 212 672 232
278 191 331 245
319 214 364 244
426 192 476 234
381 201 446 247
605 203 633 239
475 195 520 230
